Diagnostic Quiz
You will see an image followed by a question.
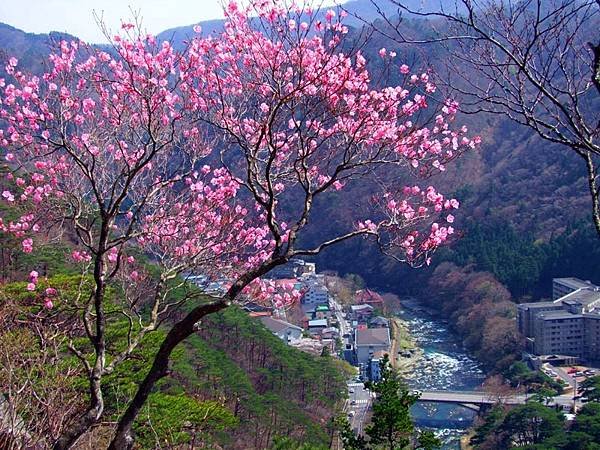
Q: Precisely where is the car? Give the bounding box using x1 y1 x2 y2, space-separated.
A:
347 411 355 418
350 400 356 405
349 388 355 393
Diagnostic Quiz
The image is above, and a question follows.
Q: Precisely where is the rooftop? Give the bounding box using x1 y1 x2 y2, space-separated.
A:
308 319 328 327
537 311 584 321
351 304 374 312
322 327 339 334
259 316 302 333
355 328 390 347
554 277 599 290
243 301 273 313
518 301 561 309
355 289 384 305
560 289 600 308
249 311 272 318
370 316 389 326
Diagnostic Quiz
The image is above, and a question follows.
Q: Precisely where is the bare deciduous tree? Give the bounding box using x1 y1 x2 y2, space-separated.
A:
365 0 600 234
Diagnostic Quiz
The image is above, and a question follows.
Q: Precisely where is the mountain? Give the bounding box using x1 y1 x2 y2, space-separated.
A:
0 4 595 297
0 23 78 75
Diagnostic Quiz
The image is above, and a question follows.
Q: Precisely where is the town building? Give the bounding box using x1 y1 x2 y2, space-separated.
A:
308 318 328 334
552 277 599 300
368 350 387 382
301 284 329 305
268 258 316 279
350 304 374 323
314 304 332 320
321 327 340 340
354 327 391 365
259 316 303 343
369 316 390 328
355 289 385 309
518 277 600 363
243 301 273 317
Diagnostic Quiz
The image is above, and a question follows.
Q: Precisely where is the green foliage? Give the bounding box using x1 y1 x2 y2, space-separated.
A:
171 307 348 448
333 356 440 450
334 416 368 450
505 362 564 396
500 402 565 447
135 394 237 447
470 404 505 447
572 403 600 444
416 431 442 450
365 355 439 450
446 220 546 297
470 401 600 449
443 219 600 299
270 436 330 450
1 273 346 448
582 376 600 403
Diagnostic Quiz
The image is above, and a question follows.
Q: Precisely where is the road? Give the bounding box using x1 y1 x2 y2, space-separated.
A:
330 296 350 338
417 390 581 409
347 382 372 435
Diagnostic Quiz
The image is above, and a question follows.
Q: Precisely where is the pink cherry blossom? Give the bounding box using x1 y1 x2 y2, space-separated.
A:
0 2 479 434
45 287 57 296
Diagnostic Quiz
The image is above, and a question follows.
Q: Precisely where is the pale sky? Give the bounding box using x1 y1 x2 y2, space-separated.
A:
0 0 341 44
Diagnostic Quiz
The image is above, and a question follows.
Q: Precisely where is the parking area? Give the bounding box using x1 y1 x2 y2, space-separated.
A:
552 365 599 397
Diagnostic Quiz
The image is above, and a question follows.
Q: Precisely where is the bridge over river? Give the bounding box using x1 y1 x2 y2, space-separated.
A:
417 390 579 411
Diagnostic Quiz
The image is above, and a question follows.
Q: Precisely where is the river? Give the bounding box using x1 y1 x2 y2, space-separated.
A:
396 297 486 449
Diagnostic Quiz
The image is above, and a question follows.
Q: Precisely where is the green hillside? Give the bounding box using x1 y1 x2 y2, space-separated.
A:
0 274 346 449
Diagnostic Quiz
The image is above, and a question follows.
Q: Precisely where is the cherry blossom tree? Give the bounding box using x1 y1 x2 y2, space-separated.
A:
0 1 478 448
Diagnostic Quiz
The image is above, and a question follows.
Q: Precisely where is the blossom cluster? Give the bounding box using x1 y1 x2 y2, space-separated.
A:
0 0 479 309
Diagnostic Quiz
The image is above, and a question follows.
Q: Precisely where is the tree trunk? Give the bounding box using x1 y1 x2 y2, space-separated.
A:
54 226 109 450
583 151 600 237
108 257 286 449
107 298 229 450
52 400 103 450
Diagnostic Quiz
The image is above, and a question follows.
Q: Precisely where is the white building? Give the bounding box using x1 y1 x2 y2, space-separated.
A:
301 282 329 305
259 316 303 343
355 328 391 365
552 277 599 300
308 319 328 334
518 277 600 362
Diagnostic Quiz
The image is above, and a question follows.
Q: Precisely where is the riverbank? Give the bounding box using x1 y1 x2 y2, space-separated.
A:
389 316 423 376
460 432 474 450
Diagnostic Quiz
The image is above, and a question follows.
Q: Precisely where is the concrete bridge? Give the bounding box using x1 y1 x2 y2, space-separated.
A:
417 390 579 411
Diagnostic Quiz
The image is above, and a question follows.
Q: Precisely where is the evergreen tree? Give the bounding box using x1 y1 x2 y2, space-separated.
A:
335 416 368 450
500 402 564 447
582 376 600 403
365 355 439 450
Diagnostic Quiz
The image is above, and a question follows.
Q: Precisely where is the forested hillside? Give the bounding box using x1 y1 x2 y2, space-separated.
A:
0 272 346 448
